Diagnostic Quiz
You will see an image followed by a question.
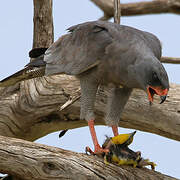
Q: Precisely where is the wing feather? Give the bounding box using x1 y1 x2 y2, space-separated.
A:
44 21 161 76
44 21 113 75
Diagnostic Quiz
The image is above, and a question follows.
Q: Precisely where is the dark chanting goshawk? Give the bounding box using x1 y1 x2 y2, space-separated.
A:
0 21 169 154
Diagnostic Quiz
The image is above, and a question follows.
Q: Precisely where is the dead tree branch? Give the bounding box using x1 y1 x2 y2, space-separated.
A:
0 76 180 142
33 0 54 48
0 135 178 180
161 56 180 64
114 0 121 24
90 0 180 20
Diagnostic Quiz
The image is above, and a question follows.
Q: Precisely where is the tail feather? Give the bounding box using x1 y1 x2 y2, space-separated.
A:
0 48 48 87
0 67 45 87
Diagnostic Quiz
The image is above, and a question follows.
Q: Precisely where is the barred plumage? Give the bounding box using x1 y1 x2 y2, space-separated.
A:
0 67 45 87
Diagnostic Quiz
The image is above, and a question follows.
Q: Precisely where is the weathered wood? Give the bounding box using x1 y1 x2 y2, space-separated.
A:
114 0 121 24
33 0 54 48
0 135 177 180
90 0 180 19
0 75 179 142
161 56 180 64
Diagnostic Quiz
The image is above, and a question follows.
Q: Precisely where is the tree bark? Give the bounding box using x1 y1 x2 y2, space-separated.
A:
0 135 177 180
90 0 180 19
114 0 121 24
0 76 180 142
33 0 54 48
161 56 180 64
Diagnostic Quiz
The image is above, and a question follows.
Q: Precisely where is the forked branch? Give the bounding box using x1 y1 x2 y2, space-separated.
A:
90 0 180 19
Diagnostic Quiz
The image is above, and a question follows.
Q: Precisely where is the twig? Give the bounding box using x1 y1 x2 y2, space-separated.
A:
58 88 81 111
161 56 180 64
114 0 121 24
90 0 180 20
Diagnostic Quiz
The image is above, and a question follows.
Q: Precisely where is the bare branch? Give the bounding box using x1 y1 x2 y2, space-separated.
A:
0 135 178 180
33 0 54 48
161 56 180 64
0 76 180 142
59 88 81 111
90 0 180 19
114 0 121 24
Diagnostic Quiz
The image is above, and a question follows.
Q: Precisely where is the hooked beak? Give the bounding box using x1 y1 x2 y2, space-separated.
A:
147 86 168 104
160 95 167 104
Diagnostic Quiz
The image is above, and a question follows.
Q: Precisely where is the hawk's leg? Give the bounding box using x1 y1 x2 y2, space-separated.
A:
79 73 108 154
111 125 119 136
86 119 109 154
105 87 132 136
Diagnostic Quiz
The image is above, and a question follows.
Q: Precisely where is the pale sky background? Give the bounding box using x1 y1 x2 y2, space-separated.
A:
0 0 180 179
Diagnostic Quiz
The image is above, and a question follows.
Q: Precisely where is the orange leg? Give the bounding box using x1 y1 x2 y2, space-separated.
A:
86 119 109 155
111 125 119 136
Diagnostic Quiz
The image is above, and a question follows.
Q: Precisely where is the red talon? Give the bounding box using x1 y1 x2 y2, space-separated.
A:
87 119 109 155
86 145 109 155
85 146 94 155
111 125 119 136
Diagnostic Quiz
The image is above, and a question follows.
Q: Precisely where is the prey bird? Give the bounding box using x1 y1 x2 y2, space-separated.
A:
102 131 156 170
0 21 169 154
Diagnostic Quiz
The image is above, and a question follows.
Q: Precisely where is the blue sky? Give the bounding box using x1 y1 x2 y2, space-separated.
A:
0 0 180 178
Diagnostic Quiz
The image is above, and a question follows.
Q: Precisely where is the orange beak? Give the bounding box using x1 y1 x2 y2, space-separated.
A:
147 86 168 104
